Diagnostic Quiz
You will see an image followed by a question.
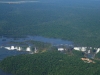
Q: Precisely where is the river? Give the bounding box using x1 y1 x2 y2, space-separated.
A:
0 36 73 75
0 36 73 46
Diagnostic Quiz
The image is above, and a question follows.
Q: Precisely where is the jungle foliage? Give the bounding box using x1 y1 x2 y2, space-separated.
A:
0 51 100 75
0 0 100 46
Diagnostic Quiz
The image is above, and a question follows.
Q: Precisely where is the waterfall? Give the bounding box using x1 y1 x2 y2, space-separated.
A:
26 46 31 51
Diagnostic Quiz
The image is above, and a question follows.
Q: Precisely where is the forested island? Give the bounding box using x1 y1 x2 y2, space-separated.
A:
0 50 100 75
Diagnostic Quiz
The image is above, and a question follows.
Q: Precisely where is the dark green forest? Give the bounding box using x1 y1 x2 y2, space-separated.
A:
0 0 100 47
0 0 100 75
0 51 100 75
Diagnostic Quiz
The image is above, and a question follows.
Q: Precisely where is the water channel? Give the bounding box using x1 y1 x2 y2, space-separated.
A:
0 36 73 75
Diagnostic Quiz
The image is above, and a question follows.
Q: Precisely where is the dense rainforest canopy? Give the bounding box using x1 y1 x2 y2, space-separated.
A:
0 51 100 75
0 0 100 75
0 0 100 47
